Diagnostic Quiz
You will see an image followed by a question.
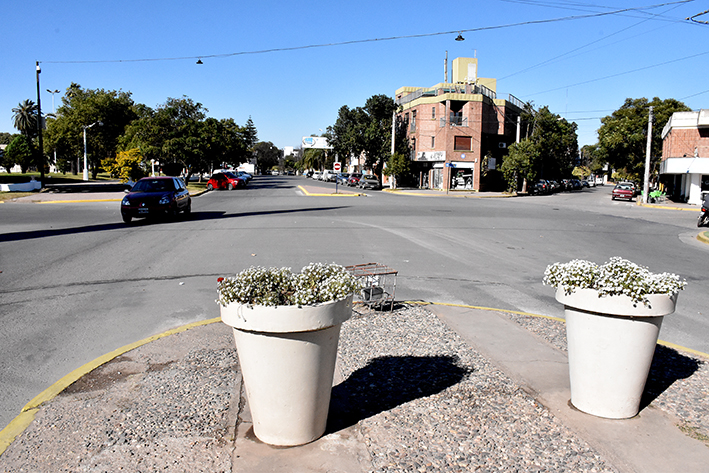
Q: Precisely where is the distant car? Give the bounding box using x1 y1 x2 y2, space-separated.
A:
347 173 362 187
234 171 252 183
335 173 350 185
619 181 639 196
207 172 245 190
530 179 550 195
358 175 381 190
121 176 191 223
311 171 322 180
612 183 635 201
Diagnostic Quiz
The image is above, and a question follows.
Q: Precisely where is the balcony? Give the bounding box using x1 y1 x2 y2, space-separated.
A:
440 116 468 127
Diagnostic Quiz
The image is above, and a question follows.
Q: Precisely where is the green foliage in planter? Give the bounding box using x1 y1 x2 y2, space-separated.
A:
543 257 686 306
217 263 361 307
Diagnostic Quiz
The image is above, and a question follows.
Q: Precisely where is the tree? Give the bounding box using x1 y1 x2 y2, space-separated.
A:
4 135 35 173
12 100 38 138
530 106 578 180
501 140 538 192
326 94 401 181
120 96 207 182
102 148 147 182
253 141 281 172
44 84 137 177
596 97 690 181
243 117 258 150
382 153 410 188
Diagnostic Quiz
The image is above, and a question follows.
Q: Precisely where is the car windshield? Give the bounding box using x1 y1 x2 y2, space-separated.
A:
616 185 631 190
132 179 173 192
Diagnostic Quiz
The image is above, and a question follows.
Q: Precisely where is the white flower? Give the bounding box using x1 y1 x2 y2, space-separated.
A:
217 263 361 307
543 257 686 307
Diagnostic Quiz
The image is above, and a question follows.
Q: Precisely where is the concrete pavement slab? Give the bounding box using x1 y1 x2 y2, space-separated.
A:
428 304 709 473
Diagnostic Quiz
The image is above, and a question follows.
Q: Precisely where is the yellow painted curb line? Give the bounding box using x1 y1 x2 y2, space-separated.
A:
297 185 363 197
0 317 221 457
407 300 709 359
697 231 709 245
637 202 701 212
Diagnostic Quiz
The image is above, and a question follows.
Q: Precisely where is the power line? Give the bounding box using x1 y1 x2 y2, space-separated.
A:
41 2 690 65
526 49 709 96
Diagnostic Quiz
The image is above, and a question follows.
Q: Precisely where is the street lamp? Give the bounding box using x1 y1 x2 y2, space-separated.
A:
83 121 103 181
47 89 60 168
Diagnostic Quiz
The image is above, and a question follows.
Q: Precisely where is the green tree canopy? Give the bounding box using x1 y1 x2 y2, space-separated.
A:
44 83 137 176
501 140 538 192
4 134 35 173
253 141 282 171
327 94 405 180
596 97 690 181
12 99 38 138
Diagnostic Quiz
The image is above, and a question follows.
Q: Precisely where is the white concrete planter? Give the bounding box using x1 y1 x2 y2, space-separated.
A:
556 288 677 419
220 295 353 446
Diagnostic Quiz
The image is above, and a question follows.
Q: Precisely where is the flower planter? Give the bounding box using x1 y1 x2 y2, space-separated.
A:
221 295 353 446
556 288 677 419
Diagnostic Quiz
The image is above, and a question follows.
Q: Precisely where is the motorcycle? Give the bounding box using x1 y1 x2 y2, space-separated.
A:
699 195 709 228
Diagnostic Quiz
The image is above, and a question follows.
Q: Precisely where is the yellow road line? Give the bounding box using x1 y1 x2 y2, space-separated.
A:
0 317 221 457
408 300 709 358
298 185 362 196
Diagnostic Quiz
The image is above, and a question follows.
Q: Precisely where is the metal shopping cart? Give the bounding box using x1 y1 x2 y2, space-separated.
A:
345 263 398 311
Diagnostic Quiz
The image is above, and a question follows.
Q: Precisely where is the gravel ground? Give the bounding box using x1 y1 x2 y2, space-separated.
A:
0 323 239 473
335 304 618 473
507 311 709 447
2 304 706 472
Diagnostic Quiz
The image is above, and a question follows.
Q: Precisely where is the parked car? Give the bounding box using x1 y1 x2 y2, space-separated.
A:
335 173 350 185
347 173 362 187
531 179 550 195
234 171 252 183
620 181 640 196
612 183 635 201
570 179 583 190
311 171 322 180
207 172 245 190
358 174 381 190
121 176 191 223
321 170 336 182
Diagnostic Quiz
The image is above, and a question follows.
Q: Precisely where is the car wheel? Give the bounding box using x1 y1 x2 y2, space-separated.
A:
122 213 132 223
228 183 234 190
184 201 192 217
207 183 214 191
611 196 616 200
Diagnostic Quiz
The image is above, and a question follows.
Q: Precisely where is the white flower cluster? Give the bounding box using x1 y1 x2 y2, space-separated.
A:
543 257 686 306
217 263 361 307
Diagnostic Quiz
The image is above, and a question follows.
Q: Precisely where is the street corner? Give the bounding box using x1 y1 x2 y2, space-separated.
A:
697 231 709 245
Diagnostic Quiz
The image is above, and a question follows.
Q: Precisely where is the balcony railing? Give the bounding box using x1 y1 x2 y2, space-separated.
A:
440 116 468 127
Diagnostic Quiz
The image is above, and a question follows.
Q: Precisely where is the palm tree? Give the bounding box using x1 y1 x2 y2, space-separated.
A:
12 99 38 138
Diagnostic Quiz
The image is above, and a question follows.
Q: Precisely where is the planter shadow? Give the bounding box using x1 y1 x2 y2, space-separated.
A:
326 355 471 433
640 344 703 410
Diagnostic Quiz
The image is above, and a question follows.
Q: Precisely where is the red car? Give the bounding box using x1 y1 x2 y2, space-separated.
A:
611 183 634 201
207 172 246 190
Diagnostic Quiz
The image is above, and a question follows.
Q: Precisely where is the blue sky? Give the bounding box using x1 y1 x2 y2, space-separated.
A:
2 1 708 151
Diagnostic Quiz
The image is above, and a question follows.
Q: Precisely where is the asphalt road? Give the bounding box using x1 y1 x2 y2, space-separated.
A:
1 175 707 429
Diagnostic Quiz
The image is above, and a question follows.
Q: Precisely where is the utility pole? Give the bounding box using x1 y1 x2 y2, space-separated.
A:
36 62 45 188
642 106 653 204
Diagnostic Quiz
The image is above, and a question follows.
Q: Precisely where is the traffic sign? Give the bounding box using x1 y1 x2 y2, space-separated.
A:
334 162 341 172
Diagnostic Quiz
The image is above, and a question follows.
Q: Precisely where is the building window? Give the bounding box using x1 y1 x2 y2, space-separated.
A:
454 136 472 151
411 138 416 152
431 136 435 148
432 106 436 119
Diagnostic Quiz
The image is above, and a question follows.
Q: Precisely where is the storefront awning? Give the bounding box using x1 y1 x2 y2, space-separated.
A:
660 157 709 174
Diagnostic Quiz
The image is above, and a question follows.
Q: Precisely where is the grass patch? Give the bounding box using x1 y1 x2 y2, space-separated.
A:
0 192 35 202
0 172 118 184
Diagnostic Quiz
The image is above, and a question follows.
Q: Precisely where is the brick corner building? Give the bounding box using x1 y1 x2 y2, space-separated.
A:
395 57 524 191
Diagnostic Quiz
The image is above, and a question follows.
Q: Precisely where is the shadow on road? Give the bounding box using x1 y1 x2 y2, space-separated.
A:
0 206 350 243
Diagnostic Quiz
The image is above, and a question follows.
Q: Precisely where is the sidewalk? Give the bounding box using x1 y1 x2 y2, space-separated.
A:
1 304 707 472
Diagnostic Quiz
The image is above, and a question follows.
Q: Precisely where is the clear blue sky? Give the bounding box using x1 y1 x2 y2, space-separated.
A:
2 0 708 151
